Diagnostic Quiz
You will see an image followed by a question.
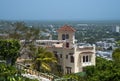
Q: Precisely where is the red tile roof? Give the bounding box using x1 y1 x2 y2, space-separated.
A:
57 25 76 32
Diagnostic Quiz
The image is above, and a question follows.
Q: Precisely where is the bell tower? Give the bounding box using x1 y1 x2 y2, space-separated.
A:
57 25 76 48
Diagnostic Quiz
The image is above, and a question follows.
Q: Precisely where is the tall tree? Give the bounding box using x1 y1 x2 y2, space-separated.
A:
32 47 57 72
8 22 40 58
9 22 40 40
0 39 20 65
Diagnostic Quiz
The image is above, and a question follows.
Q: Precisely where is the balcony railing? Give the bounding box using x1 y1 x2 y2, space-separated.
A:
82 62 92 67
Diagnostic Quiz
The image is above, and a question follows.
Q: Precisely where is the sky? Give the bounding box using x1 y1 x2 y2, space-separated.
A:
0 0 120 21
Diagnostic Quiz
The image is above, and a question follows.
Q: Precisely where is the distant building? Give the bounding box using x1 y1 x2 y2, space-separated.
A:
96 41 115 50
96 51 112 60
20 25 96 74
102 38 115 42
112 25 120 33
0 33 8 38
116 25 120 32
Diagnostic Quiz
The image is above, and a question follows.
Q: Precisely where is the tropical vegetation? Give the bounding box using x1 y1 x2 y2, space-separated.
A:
84 55 120 81
32 47 57 72
0 39 38 81
0 39 20 65
0 63 38 81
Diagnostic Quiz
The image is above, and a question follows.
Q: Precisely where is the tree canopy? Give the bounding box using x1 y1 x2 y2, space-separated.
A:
85 57 120 81
9 22 40 40
0 63 38 81
112 48 120 64
0 39 20 65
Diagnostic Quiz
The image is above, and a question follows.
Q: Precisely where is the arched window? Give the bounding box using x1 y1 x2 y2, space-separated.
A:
66 34 69 39
86 56 88 62
62 34 65 40
70 56 74 63
83 56 85 62
83 55 90 63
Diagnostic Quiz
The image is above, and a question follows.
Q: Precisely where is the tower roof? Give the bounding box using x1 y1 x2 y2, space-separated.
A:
57 25 76 32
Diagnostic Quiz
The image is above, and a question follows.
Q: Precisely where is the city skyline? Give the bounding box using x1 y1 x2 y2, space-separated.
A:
0 0 120 21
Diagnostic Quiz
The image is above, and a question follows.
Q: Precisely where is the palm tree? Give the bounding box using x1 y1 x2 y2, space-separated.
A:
32 47 57 72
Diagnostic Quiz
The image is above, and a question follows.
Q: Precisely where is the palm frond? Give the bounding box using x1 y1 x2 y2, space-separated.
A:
32 47 57 72
41 62 51 71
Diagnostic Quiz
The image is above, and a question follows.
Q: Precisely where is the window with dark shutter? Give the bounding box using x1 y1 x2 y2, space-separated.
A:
86 56 88 62
83 56 85 62
70 56 74 63
60 54 62 58
62 34 65 40
66 55 68 59
66 34 69 39
66 42 69 48
66 67 72 74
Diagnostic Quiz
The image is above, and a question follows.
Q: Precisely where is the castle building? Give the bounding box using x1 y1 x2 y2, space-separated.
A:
35 25 96 74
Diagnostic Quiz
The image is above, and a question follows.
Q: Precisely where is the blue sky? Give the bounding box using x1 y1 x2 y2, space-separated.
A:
0 0 120 20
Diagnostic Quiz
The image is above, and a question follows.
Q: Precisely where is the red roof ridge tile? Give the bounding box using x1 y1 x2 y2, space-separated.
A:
57 25 76 32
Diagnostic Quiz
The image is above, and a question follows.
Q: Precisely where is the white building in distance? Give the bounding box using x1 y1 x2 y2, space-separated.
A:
112 25 120 33
116 25 120 33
